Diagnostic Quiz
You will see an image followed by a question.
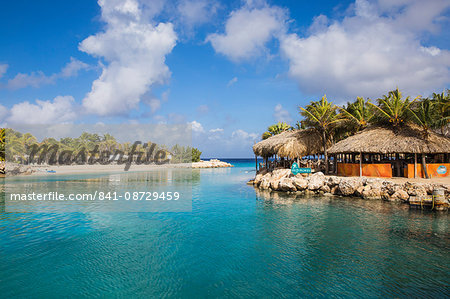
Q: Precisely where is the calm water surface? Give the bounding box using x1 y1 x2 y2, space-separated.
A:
0 159 448 298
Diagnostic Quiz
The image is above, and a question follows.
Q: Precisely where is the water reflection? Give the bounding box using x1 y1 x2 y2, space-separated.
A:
3 169 198 213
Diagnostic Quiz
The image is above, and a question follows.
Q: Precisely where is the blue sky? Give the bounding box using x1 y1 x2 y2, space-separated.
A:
0 0 449 157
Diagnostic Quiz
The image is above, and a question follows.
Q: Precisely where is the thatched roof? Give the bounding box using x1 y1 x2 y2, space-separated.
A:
328 125 450 154
253 129 324 158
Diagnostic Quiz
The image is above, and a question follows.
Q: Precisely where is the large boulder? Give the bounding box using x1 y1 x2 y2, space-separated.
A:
327 176 341 187
5 163 32 176
338 178 362 196
269 169 291 190
272 168 291 180
383 181 403 195
254 174 264 186
404 182 427 197
330 185 340 195
278 178 296 192
320 184 331 193
355 186 365 197
292 177 308 190
307 172 325 190
391 190 409 201
260 176 271 189
362 187 382 200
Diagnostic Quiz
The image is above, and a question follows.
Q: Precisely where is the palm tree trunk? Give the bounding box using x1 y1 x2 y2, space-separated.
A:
421 154 429 179
322 130 328 174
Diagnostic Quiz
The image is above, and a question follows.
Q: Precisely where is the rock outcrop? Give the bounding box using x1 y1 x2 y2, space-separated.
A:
192 159 233 168
251 169 450 204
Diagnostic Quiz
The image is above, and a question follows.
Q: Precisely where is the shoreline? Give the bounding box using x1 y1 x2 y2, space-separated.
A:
4 159 233 177
250 169 450 210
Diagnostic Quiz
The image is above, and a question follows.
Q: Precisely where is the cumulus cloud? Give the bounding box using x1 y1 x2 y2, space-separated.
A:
280 0 450 99
79 0 177 116
146 98 161 113
273 103 292 123
189 120 204 133
0 104 8 121
4 58 89 90
227 76 238 87
176 0 219 29
0 64 8 78
208 128 224 140
231 129 258 141
206 1 286 61
7 71 54 89
60 57 90 78
8 96 77 124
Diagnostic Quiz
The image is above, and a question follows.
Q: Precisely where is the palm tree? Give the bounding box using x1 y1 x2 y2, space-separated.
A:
261 132 272 140
368 88 419 131
409 98 439 138
432 90 450 135
261 122 292 140
340 97 374 133
300 95 342 173
369 88 427 177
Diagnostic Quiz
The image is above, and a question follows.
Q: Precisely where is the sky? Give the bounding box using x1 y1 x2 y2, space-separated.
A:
0 0 449 157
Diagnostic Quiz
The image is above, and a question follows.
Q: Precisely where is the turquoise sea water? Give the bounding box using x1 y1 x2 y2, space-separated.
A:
0 159 448 298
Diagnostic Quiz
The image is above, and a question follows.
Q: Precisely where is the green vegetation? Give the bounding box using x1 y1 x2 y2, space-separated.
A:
4 129 202 164
261 122 292 140
299 95 342 173
191 148 202 162
0 128 5 161
259 88 449 174
368 88 419 130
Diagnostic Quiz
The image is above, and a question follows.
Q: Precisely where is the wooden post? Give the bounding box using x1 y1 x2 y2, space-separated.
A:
414 153 417 178
422 154 429 179
359 151 362 177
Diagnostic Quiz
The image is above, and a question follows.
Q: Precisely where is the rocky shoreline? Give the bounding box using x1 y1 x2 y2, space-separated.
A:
250 169 449 208
191 159 233 168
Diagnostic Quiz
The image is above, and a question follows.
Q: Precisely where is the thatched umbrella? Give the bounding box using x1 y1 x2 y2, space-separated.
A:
253 129 324 159
328 125 450 178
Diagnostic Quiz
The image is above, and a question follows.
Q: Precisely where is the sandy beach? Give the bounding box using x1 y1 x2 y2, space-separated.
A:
7 159 234 176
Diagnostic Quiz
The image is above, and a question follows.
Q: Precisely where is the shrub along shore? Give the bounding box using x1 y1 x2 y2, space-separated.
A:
250 169 449 210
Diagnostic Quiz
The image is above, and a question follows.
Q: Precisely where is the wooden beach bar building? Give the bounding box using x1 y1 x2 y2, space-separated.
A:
328 125 450 178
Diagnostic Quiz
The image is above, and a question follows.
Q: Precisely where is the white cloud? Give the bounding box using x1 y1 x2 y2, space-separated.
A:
189 120 204 133
206 2 286 61
227 76 238 87
7 71 54 89
208 128 224 140
4 58 89 89
0 64 8 78
280 0 450 99
60 57 90 78
273 103 292 123
231 129 258 141
0 104 8 121
8 96 77 124
146 98 161 113
209 128 223 133
176 0 219 28
79 0 177 116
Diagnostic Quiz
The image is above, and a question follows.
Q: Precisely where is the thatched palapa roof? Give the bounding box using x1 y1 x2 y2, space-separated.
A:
253 129 324 158
328 125 450 154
